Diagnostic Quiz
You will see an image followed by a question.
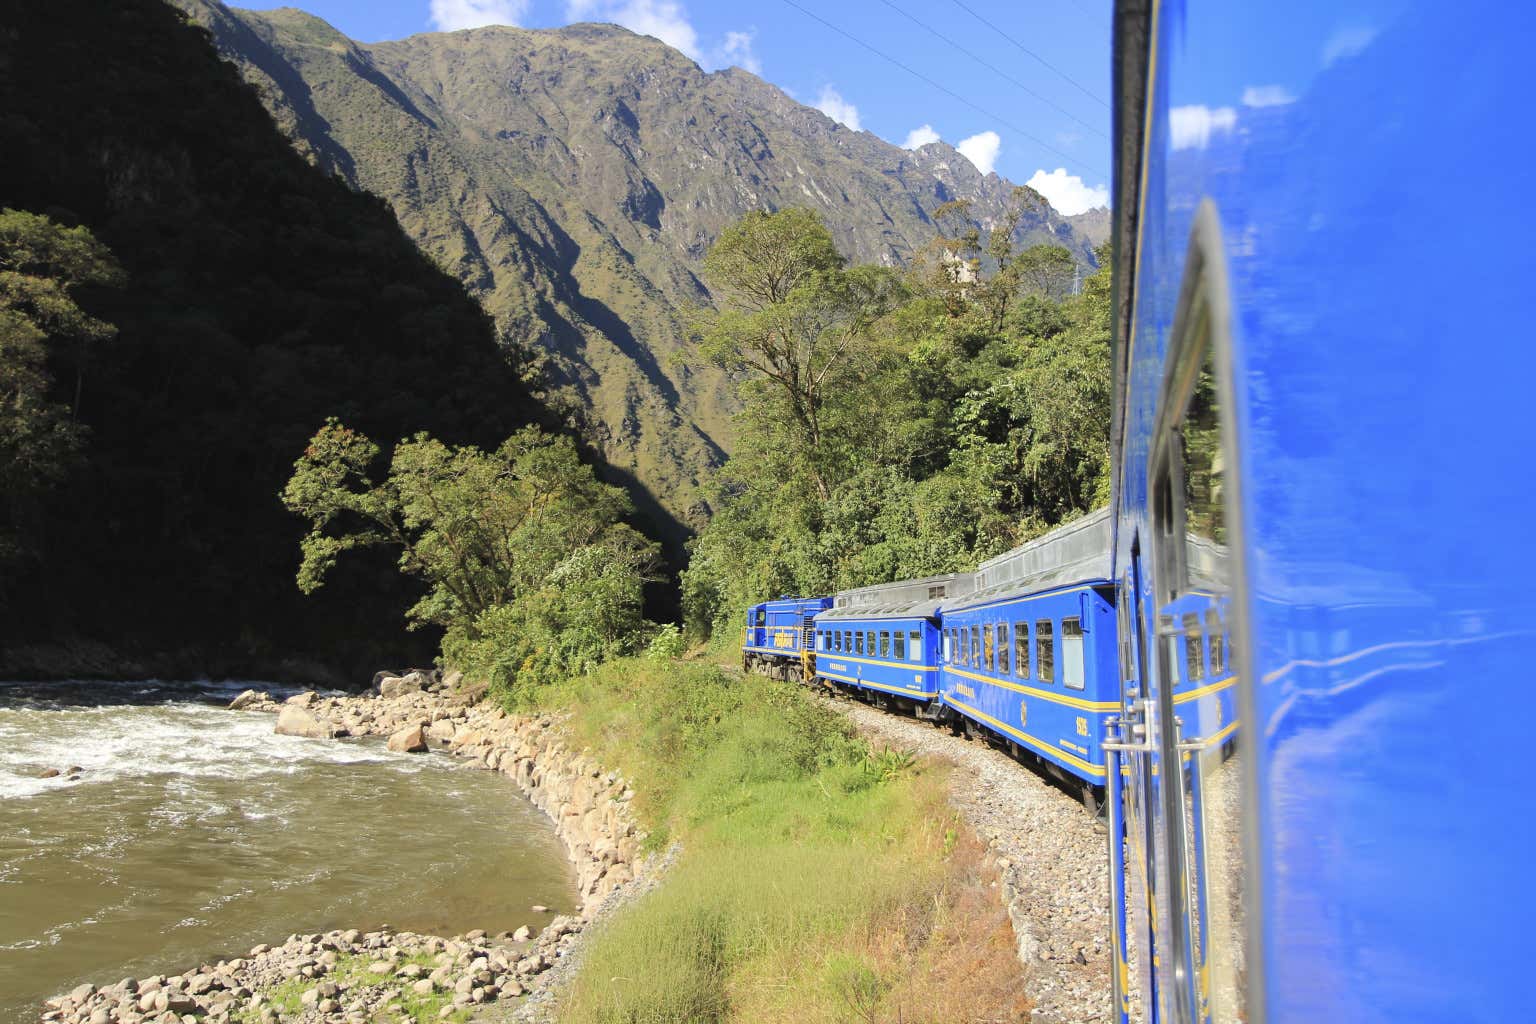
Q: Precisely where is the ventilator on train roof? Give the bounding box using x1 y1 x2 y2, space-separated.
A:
957 507 1113 608
821 572 975 620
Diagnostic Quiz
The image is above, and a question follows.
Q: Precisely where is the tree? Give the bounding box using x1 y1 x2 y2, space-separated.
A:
282 420 660 695
695 208 903 499
0 210 122 560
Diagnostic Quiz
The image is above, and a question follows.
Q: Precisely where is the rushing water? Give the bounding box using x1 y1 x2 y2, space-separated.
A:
0 680 576 1023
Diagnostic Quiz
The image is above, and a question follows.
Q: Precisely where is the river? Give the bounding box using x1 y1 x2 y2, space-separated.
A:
0 680 576 1023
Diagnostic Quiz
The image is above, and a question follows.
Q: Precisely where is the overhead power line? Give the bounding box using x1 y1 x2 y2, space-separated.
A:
776 0 1108 181
949 0 1110 109
876 0 1106 141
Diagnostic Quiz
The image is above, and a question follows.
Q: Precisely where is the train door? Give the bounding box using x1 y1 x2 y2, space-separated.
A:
1145 201 1255 1024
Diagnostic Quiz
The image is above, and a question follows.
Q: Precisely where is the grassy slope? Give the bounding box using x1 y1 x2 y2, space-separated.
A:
537 660 1028 1023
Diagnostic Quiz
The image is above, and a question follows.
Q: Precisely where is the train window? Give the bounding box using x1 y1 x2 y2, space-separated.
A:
928 584 946 599
983 624 996 672
970 625 982 669
996 623 1010 674
879 631 891 658
856 632 864 655
1147 200 1247 1022
1014 622 1029 677
1183 613 1205 681
756 609 766 625
867 630 877 657
894 631 906 660
909 630 922 660
1206 607 1226 674
1061 617 1084 690
834 631 843 652
1036 619 1054 682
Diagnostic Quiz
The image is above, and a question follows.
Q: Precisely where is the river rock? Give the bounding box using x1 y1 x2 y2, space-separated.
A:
512 926 532 942
387 724 427 753
38 767 60 778
285 691 316 709
228 689 266 711
274 706 331 740
425 719 456 745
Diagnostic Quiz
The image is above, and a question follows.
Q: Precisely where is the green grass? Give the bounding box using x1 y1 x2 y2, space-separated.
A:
232 951 471 1024
538 659 1029 1024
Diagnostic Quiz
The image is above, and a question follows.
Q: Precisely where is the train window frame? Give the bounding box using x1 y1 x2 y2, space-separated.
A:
1061 616 1085 690
1182 613 1205 682
880 630 891 658
1144 198 1264 1024
996 622 1010 675
1036 619 1055 683
909 629 922 661
856 632 864 656
1014 621 1029 678
983 623 996 672
866 630 877 657
894 631 906 660
1206 607 1226 675
970 625 982 669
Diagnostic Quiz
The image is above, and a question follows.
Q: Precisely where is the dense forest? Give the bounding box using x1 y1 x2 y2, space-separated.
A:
682 198 1112 642
0 0 557 681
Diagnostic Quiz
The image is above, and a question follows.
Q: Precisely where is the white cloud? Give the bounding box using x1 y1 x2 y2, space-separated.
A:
815 86 862 131
956 130 1001 175
567 2 759 73
1169 104 1237 150
1242 84 1296 108
1322 25 1378 66
566 0 701 59
1026 168 1108 216
430 0 529 31
718 29 761 74
902 124 940 149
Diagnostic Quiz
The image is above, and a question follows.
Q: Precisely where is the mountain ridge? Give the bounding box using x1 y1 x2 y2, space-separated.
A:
178 1 1100 531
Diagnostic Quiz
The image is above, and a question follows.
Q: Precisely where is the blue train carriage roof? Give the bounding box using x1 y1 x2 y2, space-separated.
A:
817 572 976 622
762 595 832 613
947 507 1113 612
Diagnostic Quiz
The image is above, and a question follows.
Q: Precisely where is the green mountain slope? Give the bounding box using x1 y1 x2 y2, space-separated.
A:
177 1 1098 528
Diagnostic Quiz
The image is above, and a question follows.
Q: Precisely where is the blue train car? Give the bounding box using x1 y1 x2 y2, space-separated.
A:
741 595 832 681
1105 2 1534 1021
812 574 971 711
937 509 1118 807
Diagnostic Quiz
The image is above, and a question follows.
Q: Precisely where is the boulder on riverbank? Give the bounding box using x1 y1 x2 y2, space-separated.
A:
379 671 432 699
228 689 268 711
387 724 428 753
274 705 333 740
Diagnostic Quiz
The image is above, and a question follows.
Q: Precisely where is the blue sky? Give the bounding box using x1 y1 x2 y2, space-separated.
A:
236 0 1114 213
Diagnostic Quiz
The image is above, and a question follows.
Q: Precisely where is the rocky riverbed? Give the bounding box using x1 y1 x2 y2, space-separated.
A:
40 673 656 1024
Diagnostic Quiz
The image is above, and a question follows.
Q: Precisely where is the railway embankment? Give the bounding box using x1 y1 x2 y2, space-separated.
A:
42 676 662 1024
817 688 1118 1024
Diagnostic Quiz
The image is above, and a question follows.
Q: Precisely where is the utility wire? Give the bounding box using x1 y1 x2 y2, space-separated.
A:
876 0 1106 141
949 0 1110 109
777 0 1108 180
